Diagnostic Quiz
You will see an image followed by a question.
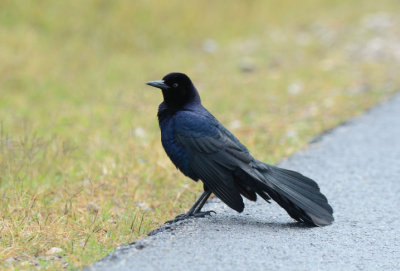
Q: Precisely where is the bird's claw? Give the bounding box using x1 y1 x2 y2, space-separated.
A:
165 210 216 224
192 210 216 218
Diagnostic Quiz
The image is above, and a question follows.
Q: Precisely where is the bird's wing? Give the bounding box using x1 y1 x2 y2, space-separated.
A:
174 112 251 212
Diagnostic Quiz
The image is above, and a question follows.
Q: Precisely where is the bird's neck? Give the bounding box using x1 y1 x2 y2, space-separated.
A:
157 100 205 125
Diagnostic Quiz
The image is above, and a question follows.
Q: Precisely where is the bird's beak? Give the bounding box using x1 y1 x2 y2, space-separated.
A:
146 80 170 90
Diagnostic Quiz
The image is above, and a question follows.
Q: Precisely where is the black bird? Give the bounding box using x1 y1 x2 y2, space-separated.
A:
146 72 334 226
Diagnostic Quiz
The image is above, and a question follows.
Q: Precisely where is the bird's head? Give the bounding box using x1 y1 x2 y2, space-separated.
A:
146 72 200 108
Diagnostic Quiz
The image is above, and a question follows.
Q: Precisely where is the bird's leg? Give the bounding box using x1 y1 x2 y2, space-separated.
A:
166 191 215 224
191 190 215 217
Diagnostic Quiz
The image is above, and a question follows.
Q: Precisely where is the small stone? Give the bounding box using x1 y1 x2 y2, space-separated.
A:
136 201 151 211
4 257 16 265
83 178 91 186
238 58 256 73
285 129 298 139
87 202 99 213
202 39 218 53
134 127 146 138
363 12 392 31
287 81 303 95
229 120 242 130
46 247 63 255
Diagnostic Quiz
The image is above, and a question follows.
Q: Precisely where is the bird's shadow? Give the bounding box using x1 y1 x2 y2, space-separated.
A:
148 211 312 237
206 213 312 230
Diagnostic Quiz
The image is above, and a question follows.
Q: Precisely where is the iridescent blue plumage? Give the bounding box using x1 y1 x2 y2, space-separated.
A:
148 72 334 226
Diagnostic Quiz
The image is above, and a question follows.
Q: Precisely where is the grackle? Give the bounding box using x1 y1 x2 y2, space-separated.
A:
146 73 334 226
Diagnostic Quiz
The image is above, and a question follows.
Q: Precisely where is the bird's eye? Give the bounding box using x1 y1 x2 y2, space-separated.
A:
172 83 179 88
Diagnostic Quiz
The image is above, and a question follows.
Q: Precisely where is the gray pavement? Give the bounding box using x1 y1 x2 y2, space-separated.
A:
88 94 400 271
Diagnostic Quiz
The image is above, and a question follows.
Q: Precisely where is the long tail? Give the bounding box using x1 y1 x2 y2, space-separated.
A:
237 161 334 226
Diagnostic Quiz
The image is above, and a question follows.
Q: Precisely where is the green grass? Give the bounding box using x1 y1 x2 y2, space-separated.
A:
1 0 400 269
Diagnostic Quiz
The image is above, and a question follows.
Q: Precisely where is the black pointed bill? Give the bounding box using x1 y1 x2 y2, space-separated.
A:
146 80 170 90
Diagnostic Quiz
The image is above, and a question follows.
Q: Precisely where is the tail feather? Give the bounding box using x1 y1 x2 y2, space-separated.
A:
268 166 333 213
239 161 334 226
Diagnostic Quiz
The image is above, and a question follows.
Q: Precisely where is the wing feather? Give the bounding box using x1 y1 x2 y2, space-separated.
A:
175 115 251 212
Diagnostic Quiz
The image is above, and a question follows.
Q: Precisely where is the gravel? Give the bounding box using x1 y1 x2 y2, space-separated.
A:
88 94 400 271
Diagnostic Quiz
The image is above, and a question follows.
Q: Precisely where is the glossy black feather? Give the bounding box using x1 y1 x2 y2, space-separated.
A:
149 72 334 226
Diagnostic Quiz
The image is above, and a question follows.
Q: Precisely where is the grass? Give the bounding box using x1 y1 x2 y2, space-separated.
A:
1 0 400 269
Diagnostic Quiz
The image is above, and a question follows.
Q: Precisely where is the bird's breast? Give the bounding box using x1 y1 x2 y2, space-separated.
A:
159 118 194 179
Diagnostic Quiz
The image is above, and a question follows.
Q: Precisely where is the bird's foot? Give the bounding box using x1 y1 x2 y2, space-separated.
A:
165 210 216 224
192 210 216 218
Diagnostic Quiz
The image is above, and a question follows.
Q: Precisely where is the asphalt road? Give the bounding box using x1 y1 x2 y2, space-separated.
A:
88 94 400 271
